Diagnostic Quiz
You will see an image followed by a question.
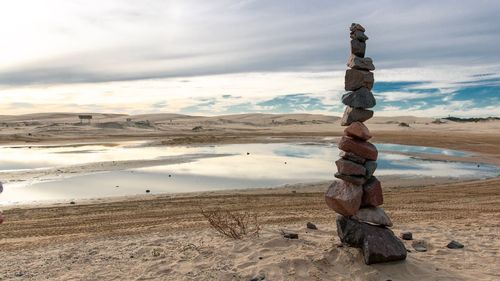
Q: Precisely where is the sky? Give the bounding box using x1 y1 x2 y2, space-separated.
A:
1 0 499 117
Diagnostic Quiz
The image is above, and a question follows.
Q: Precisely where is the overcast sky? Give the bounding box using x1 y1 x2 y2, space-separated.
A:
1 0 499 117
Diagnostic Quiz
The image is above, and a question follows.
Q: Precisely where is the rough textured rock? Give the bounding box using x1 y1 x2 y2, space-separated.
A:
447 240 464 249
350 39 366 58
350 23 365 33
339 150 366 164
364 160 377 178
347 55 375 71
345 69 374 91
362 177 383 207
335 159 366 176
400 232 413 240
354 207 393 227
325 181 362 216
336 216 407 265
344 121 372 141
350 30 369 42
334 172 367 186
338 136 378 161
340 107 374 126
306 222 318 230
0 212 3 224
342 88 376 109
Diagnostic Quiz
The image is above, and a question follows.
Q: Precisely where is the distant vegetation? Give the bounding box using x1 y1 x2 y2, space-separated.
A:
443 116 500 123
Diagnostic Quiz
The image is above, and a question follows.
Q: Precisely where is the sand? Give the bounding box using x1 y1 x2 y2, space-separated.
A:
0 113 499 280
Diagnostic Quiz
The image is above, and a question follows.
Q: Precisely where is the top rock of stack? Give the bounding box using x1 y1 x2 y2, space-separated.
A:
350 23 365 33
350 23 368 42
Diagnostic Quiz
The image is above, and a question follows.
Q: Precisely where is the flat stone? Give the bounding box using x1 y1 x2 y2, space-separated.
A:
412 240 427 252
350 30 369 42
282 231 298 239
335 159 366 176
342 87 376 109
344 121 372 141
447 240 464 249
347 55 375 71
345 69 374 91
354 206 393 227
362 176 383 207
341 107 374 126
351 39 366 58
334 172 367 185
350 23 365 33
339 150 366 164
364 160 377 178
400 232 413 240
338 136 378 161
325 181 362 216
336 216 407 265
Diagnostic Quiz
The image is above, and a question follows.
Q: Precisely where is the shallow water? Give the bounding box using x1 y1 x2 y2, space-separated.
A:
0 142 498 205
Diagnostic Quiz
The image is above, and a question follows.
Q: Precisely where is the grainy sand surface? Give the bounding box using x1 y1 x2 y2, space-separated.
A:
0 113 499 280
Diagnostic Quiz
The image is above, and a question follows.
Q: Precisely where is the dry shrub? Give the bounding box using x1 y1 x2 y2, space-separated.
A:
201 208 260 239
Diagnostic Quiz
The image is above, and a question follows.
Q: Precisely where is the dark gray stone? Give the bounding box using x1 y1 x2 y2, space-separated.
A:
364 160 377 178
339 150 366 164
447 240 464 249
336 216 407 265
282 231 298 239
334 172 367 186
351 39 366 58
345 69 374 91
347 55 375 71
307 222 318 230
400 232 413 240
340 107 374 126
342 87 376 109
350 30 369 42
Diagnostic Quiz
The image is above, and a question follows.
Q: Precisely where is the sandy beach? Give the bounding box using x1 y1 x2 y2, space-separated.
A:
0 113 499 280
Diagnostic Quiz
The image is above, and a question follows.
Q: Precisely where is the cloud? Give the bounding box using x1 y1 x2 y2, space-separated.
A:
1 0 500 85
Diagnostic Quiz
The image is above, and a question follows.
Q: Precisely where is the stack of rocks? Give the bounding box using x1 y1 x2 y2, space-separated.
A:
325 23 406 265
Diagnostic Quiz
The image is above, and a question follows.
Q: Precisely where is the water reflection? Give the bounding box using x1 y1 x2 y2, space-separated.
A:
0 142 498 205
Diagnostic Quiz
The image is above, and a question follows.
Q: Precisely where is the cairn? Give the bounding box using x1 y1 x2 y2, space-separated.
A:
325 23 406 265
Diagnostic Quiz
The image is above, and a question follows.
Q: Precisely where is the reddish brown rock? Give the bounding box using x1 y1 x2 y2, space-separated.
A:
362 177 383 207
334 172 367 185
339 150 366 164
345 69 374 91
325 181 362 216
338 136 378 161
344 121 372 141
335 159 366 176
340 107 374 126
